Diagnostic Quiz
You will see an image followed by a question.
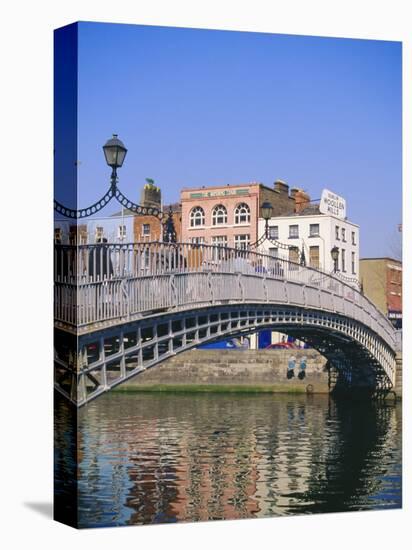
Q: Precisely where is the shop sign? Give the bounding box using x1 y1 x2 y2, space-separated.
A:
320 189 346 219
388 310 402 320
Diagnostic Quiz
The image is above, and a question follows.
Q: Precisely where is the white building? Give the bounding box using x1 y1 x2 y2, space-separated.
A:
258 206 360 285
253 191 361 349
54 210 135 244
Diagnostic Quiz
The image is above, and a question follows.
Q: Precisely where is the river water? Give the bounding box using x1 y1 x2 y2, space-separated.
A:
54 392 402 528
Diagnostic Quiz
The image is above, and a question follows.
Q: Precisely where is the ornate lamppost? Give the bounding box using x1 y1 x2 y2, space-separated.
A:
248 200 305 265
261 200 274 237
329 245 362 291
331 246 339 273
102 134 128 192
54 135 177 239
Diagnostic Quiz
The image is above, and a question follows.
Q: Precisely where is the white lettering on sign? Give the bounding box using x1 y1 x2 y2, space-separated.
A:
319 189 346 219
388 311 402 319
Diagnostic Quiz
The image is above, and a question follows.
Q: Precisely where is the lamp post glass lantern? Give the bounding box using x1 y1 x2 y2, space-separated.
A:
103 134 128 169
55 133 163 222
261 201 273 236
331 246 339 272
261 201 273 222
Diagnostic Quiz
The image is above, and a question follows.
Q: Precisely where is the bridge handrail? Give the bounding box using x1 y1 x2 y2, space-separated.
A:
54 241 396 344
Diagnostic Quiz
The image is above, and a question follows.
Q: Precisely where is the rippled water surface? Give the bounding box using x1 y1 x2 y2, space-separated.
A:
55 393 402 528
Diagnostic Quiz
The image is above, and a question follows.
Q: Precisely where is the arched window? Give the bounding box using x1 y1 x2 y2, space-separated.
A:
234 202 251 224
212 204 227 225
190 206 205 227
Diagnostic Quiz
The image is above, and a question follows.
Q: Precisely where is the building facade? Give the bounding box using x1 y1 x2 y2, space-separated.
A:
133 203 182 243
181 180 307 248
54 213 135 244
133 181 182 242
359 258 402 328
258 209 360 283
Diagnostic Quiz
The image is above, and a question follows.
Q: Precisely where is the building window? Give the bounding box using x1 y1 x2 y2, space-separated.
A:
309 246 320 269
211 235 227 247
309 224 320 237
234 234 250 250
118 225 126 239
69 232 77 245
54 228 62 244
190 206 205 227
351 251 356 274
352 231 356 245
142 223 150 237
288 246 300 267
335 225 340 240
268 247 278 257
234 203 251 224
140 248 150 271
211 235 228 260
289 225 299 239
268 225 279 240
341 249 346 272
95 226 104 242
212 204 228 225
390 269 401 285
341 228 346 242
190 236 205 245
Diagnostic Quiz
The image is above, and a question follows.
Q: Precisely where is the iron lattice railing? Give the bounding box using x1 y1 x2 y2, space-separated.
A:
54 241 396 345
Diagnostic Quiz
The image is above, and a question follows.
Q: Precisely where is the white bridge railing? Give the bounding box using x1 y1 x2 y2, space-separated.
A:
54 242 396 350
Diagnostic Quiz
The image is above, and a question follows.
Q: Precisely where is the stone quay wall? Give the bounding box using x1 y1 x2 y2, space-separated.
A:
394 352 402 397
117 349 330 394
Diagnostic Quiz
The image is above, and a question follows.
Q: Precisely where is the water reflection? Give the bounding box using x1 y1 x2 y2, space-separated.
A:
54 392 401 528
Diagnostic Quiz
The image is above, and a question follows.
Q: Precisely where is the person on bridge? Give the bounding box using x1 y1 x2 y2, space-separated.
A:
88 238 114 280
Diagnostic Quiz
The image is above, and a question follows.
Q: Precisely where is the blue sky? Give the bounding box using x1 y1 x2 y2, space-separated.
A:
62 22 401 257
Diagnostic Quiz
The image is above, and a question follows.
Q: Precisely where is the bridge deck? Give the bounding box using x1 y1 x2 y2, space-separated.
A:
53 242 398 405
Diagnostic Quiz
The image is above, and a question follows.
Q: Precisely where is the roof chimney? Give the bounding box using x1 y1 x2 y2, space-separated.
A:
274 179 289 195
293 188 311 213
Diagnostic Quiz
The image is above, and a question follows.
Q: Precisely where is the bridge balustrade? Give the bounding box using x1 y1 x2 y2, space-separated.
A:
53 242 401 405
54 241 396 351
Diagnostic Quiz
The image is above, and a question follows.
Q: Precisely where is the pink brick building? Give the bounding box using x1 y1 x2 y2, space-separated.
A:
181 181 306 249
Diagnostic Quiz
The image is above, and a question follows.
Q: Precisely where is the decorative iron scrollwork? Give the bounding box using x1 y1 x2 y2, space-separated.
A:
54 185 164 221
54 187 115 219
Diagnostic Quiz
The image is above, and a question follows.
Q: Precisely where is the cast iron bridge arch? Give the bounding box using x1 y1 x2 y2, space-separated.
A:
54 242 398 406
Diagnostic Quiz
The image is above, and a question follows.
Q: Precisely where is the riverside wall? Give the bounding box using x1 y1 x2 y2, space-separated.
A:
394 352 402 398
116 349 331 394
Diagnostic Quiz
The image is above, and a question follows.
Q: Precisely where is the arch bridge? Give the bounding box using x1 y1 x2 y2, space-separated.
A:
54 242 398 406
